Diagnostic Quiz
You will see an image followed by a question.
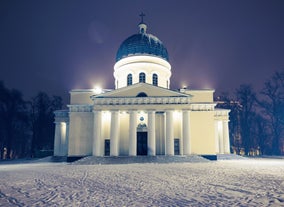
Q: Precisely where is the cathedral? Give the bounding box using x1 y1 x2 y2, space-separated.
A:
53 16 230 160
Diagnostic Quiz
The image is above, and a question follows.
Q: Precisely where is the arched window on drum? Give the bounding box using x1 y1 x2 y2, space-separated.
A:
127 74 132 86
139 72 146 83
152 73 158 86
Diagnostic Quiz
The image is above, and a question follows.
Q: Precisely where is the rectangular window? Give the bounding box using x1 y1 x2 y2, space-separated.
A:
174 138 180 155
105 139 110 156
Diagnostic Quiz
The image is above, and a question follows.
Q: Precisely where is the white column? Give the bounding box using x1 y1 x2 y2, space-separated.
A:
60 122 67 156
148 111 156 156
223 120 230 154
93 111 102 156
182 110 190 155
129 111 137 156
165 110 174 155
110 110 120 156
54 122 61 156
219 121 224 154
214 120 219 154
65 122 69 156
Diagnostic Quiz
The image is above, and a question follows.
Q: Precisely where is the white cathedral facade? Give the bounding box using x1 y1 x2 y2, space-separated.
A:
53 18 230 160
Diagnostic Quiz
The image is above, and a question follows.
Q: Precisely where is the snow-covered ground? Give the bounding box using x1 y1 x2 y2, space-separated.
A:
1 158 284 206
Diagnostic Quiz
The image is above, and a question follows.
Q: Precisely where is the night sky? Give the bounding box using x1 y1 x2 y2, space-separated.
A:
1 0 284 105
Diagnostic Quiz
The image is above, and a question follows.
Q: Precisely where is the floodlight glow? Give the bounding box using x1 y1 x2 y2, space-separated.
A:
93 86 103 94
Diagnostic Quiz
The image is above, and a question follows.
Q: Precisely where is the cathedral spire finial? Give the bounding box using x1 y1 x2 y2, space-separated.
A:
138 12 147 34
139 12 145 23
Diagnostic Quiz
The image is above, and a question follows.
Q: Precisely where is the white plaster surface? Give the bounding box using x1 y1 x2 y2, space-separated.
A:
1 158 284 206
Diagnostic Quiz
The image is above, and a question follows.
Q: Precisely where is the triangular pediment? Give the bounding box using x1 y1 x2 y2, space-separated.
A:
92 83 190 98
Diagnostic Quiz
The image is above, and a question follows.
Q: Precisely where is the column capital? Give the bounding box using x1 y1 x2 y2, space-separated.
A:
182 109 190 112
165 109 175 113
110 109 119 112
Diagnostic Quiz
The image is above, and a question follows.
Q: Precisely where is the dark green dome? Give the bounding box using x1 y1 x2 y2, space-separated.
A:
116 32 169 62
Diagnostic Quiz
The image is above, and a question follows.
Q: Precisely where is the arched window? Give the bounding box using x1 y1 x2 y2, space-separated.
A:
136 92 148 97
127 74 132 86
139 72 146 83
152 73 158 86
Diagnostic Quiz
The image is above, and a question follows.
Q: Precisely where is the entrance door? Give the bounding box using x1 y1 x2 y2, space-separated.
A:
174 138 180 155
105 139 110 156
137 132 147 155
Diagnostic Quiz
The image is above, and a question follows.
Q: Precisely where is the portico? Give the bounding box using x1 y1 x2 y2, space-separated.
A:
91 109 191 157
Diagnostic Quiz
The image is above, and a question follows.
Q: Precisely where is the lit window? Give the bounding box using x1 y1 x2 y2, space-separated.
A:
152 73 158 86
139 72 146 83
127 74 132 86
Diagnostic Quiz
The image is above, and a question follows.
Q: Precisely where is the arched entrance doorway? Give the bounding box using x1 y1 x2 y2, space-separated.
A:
137 123 147 155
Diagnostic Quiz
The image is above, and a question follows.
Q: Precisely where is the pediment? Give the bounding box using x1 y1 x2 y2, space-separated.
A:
93 83 190 98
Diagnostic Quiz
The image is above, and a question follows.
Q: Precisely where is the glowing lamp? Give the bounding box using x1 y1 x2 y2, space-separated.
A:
93 87 103 94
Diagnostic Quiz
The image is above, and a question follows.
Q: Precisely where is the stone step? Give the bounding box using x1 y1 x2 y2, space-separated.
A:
72 155 210 165
51 156 67 162
217 154 247 160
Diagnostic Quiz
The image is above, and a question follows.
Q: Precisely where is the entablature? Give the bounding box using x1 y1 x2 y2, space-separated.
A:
214 109 230 121
190 104 216 111
92 96 191 106
67 104 93 112
54 110 69 122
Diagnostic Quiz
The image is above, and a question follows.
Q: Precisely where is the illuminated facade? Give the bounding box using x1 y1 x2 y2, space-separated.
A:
54 18 230 158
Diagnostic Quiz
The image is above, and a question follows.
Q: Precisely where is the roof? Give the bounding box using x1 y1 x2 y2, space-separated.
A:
116 33 169 62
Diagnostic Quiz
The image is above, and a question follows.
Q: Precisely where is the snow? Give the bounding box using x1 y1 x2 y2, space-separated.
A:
1 158 284 206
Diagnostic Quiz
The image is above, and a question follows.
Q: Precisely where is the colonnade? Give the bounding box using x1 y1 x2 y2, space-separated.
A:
215 120 230 154
92 110 192 156
54 121 69 156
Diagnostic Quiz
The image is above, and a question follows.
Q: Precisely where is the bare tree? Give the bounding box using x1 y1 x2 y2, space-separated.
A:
215 92 242 154
252 114 269 155
30 92 62 157
0 81 29 159
235 84 257 155
259 70 284 155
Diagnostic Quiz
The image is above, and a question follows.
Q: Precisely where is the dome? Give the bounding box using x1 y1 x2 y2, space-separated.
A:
116 24 169 62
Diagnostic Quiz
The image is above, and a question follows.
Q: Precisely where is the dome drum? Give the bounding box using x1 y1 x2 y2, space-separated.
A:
114 56 171 89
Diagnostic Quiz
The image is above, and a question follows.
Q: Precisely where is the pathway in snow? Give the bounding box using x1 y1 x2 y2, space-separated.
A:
0 159 284 206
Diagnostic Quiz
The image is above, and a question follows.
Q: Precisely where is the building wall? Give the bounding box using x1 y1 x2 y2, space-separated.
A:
190 111 216 154
55 91 230 157
56 108 229 157
68 112 93 156
70 91 94 105
183 90 214 103
155 113 165 155
119 113 130 155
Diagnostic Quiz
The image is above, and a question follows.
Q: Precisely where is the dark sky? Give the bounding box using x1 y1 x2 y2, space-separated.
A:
1 0 284 104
